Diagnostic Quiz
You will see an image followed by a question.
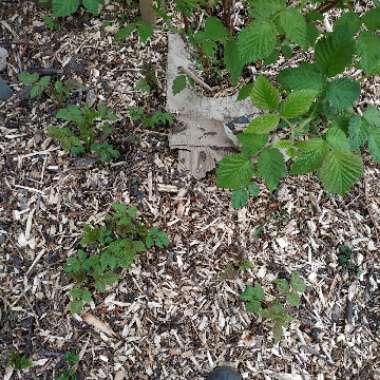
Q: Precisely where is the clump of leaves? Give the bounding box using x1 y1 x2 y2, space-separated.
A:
217 68 380 206
55 351 80 380
127 106 174 128
18 72 51 99
48 103 120 162
8 349 32 370
241 272 306 342
64 203 170 313
115 18 153 44
18 72 82 102
51 0 104 17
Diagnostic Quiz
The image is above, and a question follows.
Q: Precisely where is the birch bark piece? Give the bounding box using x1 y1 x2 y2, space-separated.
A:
166 33 258 179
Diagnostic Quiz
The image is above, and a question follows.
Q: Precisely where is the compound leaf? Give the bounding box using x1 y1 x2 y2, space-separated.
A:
245 114 280 135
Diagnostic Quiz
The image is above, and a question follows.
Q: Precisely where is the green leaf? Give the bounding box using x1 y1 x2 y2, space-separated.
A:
136 20 153 43
172 75 187 95
280 90 318 118
247 182 260 197
115 24 136 41
216 154 254 190
250 76 279 111
237 82 254 101
368 127 380 163
248 0 285 19
82 0 103 14
231 189 249 209
290 138 328 174
30 76 51 98
275 278 289 294
279 8 307 48
135 78 150 93
56 105 83 124
287 291 300 306
362 8 380 31
91 143 120 162
326 126 350 150
237 21 278 65
315 28 355 76
290 272 306 293
277 63 326 92
224 39 244 85
241 284 264 301
52 0 80 16
348 116 369 150
319 149 363 194
357 32 380 75
18 72 39 85
257 148 286 191
325 78 360 113
334 11 361 36
146 226 170 248
363 105 380 127
69 300 84 314
246 300 262 313
47 126 85 155
204 16 228 41
244 114 280 134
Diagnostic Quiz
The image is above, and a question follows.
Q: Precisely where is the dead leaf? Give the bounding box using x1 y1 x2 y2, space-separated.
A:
166 33 258 179
82 313 116 337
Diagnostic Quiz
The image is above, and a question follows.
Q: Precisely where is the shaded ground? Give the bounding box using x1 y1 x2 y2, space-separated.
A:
1 1 380 379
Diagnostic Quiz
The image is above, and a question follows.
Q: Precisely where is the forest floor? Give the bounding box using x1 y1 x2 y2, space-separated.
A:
0 1 380 379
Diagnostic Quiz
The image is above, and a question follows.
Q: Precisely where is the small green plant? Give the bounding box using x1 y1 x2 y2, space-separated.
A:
48 103 120 162
51 0 104 17
8 349 32 370
64 203 170 313
115 18 154 44
18 72 81 102
241 272 306 342
18 72 51 99
56 351 80 380
128 106 174 128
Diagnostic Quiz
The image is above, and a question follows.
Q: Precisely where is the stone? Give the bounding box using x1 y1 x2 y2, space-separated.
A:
0 78 12 101
0 47 8 72
206 366 242 380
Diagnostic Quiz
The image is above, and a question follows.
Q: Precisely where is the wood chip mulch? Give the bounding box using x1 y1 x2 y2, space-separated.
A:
1 1 380 379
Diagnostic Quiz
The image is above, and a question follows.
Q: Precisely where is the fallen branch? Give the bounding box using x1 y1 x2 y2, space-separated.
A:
178 65 214 93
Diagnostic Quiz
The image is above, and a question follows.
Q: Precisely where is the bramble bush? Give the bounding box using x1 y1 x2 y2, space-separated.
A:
167 1 380 205
241 272 306 341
